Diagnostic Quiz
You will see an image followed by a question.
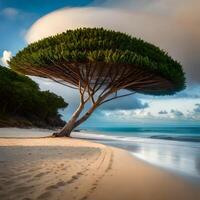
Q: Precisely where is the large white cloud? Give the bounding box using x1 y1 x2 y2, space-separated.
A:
26 2 200 84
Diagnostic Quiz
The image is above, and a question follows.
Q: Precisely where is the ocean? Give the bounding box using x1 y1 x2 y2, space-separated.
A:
73 126 200 182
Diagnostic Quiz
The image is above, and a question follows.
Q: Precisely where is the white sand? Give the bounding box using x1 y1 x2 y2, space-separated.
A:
0 129 200 200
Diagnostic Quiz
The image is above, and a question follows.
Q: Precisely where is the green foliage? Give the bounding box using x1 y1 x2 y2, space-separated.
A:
0 66 67 127
9 28 185 94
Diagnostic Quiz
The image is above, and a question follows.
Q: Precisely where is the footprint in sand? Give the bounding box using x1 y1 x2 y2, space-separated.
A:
80 195 88 200
66 172 84 185
12 185 34 194
46 181 66 190
35 171 49 178
37 191 51 199
56 181 66 187
46 185 58 190
61 167 67 171
72 175 79 180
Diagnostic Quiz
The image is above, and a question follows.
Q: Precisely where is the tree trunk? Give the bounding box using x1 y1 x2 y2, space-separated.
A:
54 118 76 137
74 103 99 129
53 92 110 137
53 102 84 137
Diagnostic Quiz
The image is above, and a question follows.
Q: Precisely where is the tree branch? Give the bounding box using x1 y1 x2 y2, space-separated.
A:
100 91 136 105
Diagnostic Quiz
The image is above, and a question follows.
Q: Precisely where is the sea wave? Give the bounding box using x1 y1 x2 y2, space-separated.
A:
150 135 200 142
77 126 200 143
72 131 200 149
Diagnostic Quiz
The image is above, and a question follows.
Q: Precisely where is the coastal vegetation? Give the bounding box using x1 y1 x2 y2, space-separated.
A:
9 28 185 136
0 66 67 128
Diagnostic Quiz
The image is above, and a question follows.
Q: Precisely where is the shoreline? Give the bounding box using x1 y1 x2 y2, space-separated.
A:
0 134 200 199
72 130 200 181
1 127 200 181
0 134 199 182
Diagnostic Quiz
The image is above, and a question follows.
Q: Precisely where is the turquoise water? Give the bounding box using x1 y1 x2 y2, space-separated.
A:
87 126 200 142
74 126 200 182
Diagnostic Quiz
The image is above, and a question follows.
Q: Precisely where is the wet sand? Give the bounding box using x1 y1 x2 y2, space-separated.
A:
0 136 200 200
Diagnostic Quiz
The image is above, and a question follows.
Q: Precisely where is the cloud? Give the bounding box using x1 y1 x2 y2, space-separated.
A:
183 103 200 121
194 104 200 113
99 100 200 122
102 109 153 122
26 1 200 85
1 7 19 19
94 0 191 13
174 89 200 99
100 96 148 111
0 50 12 66
32 76 198 122
158 110 168 115
170 109 184 117
93 0 179 14
1 7 34 21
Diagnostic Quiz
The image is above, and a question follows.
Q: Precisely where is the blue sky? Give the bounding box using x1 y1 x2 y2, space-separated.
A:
1 0 200 127
0 0 92 53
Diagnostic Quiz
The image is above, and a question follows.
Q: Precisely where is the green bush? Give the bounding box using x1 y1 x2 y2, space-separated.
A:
0 66 67 127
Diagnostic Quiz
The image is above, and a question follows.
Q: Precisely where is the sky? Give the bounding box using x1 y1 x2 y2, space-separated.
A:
0 0 200 127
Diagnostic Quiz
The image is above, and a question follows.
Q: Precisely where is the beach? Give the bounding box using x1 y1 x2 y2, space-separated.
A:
0 129 200 200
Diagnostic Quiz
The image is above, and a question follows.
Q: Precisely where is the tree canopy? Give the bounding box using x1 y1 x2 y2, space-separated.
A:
10 28 185 95
0 66 67 127
9 28 186 136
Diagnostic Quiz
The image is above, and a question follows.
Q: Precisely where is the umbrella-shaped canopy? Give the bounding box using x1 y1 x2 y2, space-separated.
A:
9 28 185 96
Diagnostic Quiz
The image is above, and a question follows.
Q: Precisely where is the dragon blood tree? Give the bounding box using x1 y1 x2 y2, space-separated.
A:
9 28 185 137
